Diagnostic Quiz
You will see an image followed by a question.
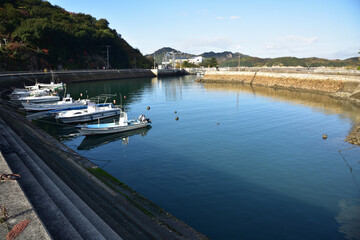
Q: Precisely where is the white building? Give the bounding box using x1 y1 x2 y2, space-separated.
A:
188 56 204 64
161 56 204 68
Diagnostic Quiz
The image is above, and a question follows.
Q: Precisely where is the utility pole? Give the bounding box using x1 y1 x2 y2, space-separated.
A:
106 45 111 69
172 52 175 69
153 53 156 69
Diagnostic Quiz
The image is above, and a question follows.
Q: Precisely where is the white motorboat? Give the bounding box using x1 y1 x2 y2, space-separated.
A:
77 127 150 150
55 103 121 123
17 94 60 103
76 112 151 136
25 82 64 91
9 88 50 100
25 71 64 91
22 94 89 111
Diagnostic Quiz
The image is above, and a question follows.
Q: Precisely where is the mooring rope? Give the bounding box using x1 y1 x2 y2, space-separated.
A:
338 148 360 193
0 174 21 181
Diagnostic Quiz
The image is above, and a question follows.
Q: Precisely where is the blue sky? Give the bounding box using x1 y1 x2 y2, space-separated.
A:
47 0 360 59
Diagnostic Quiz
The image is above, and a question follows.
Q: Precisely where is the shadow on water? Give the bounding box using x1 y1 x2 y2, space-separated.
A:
31 116 126 140
65 77 155 107
77 126 151 150
136 143 359 240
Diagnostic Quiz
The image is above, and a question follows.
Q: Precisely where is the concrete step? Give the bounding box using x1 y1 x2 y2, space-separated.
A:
0 118 122 240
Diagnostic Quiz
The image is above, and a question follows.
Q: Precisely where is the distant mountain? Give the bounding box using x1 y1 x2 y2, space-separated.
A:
145 47 195 65
201 51 247 59
153 47 178 56
148 48 360 68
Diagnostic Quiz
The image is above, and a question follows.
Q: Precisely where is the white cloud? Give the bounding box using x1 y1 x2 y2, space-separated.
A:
323 48 360 60
196 9 208 15
260 35 320 57
229 16 240 20
282 35 318 45
180 37 242 54
265 44 275 49
216 16 241 20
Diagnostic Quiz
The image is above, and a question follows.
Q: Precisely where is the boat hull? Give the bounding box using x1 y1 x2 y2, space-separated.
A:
57 109 121 123
77 122 148 136
22 102 87 111
17 95 60 103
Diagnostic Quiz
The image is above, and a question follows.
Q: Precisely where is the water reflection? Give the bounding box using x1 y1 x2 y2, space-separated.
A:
201 82 360 125
152 76 185 101
335 199 360 240
77 126 151 150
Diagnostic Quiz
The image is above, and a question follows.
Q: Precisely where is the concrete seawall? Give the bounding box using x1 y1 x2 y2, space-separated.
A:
200 71 360 96
0 69 186 88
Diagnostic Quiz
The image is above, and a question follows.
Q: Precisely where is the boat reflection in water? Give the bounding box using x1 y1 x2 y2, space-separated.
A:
77 126 151 150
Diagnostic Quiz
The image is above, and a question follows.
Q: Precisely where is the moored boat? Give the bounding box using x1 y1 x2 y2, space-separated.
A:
55 103 121 123
22 94 89 111
76 112 151 136
17 94 60 103
25 82 64 91
77 126 150 150
9 88 50 100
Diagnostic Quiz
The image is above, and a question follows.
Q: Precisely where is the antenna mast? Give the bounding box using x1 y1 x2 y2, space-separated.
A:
106 45 111 69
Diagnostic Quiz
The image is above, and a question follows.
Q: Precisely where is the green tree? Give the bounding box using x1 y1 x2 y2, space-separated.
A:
202 57 218 67
0 0 152 70
182 61 198 68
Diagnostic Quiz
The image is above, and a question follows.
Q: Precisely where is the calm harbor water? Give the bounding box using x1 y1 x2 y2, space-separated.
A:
35 75 360 239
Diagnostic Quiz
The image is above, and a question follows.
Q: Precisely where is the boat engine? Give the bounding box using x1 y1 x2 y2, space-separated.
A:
139 114 151 123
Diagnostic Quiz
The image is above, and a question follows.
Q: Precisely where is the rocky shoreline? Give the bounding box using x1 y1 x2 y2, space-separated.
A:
346 126 360 145
198 70 360 146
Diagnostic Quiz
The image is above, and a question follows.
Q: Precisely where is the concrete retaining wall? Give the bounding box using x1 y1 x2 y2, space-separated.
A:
0 69 188 89
151 69 187 77
200 71 360 95
0 69 156 88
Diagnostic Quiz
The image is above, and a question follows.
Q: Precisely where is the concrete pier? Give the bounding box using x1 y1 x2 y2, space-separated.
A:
0 69 187 88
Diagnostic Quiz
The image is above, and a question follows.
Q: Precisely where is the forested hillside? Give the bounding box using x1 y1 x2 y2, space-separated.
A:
0 0 152 71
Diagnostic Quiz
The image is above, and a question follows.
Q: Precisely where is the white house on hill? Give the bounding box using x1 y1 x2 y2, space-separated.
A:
188 56 204 64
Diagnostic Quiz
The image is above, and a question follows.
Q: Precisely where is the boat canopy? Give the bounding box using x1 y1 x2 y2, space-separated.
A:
119 112 128 126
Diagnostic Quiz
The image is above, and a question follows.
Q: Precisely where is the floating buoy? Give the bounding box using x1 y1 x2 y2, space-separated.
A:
217 122 220 125
174 111 177 114
322 134 327 140
175 117 179 121
147 106 150 110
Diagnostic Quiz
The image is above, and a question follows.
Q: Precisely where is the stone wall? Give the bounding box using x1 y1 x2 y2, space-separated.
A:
200 71 360 95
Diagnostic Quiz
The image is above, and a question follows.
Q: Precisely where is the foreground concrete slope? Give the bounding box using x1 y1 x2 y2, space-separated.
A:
0 116 123 240
0 151 51 240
